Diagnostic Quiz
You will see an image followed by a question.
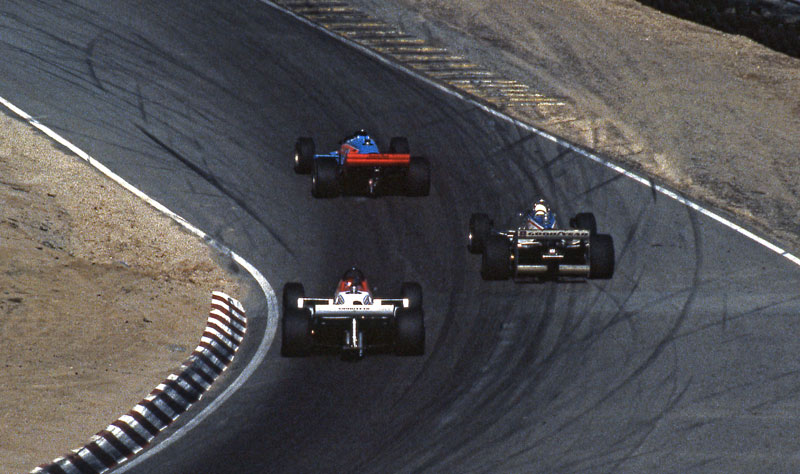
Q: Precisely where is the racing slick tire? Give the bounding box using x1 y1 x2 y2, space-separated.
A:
468 213 493 254
406 156 430 196
401 282 423 311
281 283 312 356
589 234 615 279
395 308 424 356
481 234 511 280
389 136 410 154
294 137 315 175
571 212 597 236
312 157 340 198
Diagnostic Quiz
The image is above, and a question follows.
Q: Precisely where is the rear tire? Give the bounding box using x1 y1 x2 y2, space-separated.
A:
571 212 597 235
468 213 493 254
389 136 410 154
401 282 423 311
481 234 511 280
281 283 312 356
589 234 615 279
312 157 339 198
395 308 424 356
294 137 315 174
406 156 430 196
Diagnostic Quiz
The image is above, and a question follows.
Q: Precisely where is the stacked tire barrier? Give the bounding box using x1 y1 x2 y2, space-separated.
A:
637 0 800 58
31 291 246 474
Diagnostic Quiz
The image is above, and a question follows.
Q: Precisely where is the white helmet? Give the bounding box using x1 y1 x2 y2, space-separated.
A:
533 199 548 215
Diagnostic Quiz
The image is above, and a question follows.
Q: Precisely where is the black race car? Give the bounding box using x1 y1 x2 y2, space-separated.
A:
468 209 614 280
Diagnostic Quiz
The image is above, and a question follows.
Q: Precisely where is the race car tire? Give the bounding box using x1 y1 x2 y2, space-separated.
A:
571 212 597 236
281 283 312 356
389 136 410 154
294 137 315 175
395 308 424 356
401 282 423 311
481 234 511 280
468 213 493 254
406 156 430 196
283 282 305 312
589 234 615 279
312 157 340 198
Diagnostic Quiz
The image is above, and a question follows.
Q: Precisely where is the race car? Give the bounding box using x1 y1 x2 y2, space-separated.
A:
467 208 615 280
293 130 430 197
281 267 425 358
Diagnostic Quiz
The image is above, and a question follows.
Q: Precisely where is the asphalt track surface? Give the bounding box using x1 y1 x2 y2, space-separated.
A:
3 1 800 472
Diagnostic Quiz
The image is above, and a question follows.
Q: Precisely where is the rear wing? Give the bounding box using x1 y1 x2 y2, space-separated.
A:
297 297 407 306
516 229 590 240
344 153 410 167
297 297 408 318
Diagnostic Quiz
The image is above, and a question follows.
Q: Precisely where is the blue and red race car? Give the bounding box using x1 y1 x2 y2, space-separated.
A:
293 130 430 197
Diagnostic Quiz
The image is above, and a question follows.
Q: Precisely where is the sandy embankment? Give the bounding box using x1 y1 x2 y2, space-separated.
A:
0 112 249 472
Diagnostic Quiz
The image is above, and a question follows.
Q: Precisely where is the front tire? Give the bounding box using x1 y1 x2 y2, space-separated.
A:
589 234 615 279
406 156 430 196
468 213 493 254
281 283 312 356
312 157 339 198
395 308 424 356
481 234 511 280
294 137 315 174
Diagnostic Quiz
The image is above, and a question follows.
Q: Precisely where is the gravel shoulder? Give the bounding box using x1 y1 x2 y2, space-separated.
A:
2 0 799 471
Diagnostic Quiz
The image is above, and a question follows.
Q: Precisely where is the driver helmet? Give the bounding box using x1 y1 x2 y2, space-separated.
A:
353 129 371 144
528 199 554 228
342 266 365 290
533 199 549 216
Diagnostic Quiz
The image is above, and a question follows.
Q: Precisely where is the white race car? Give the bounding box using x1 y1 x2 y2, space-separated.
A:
281 267 424 358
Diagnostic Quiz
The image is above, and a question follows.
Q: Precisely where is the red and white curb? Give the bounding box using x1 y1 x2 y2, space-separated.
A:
31 291 246 474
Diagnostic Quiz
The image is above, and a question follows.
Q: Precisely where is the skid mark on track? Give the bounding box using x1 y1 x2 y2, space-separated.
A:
497 207 704 468
137 125 294 256
85 36 106 91
437 319 519 428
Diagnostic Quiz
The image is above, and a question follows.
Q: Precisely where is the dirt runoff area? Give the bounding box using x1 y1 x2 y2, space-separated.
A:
353 0 800 255
0 112 248 472
3 0 800 471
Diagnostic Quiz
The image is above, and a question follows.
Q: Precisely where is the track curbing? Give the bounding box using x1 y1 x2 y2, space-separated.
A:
31 292 246 474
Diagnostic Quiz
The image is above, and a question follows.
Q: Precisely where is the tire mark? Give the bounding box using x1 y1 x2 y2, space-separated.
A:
498 205 703 469
137 125 293 256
